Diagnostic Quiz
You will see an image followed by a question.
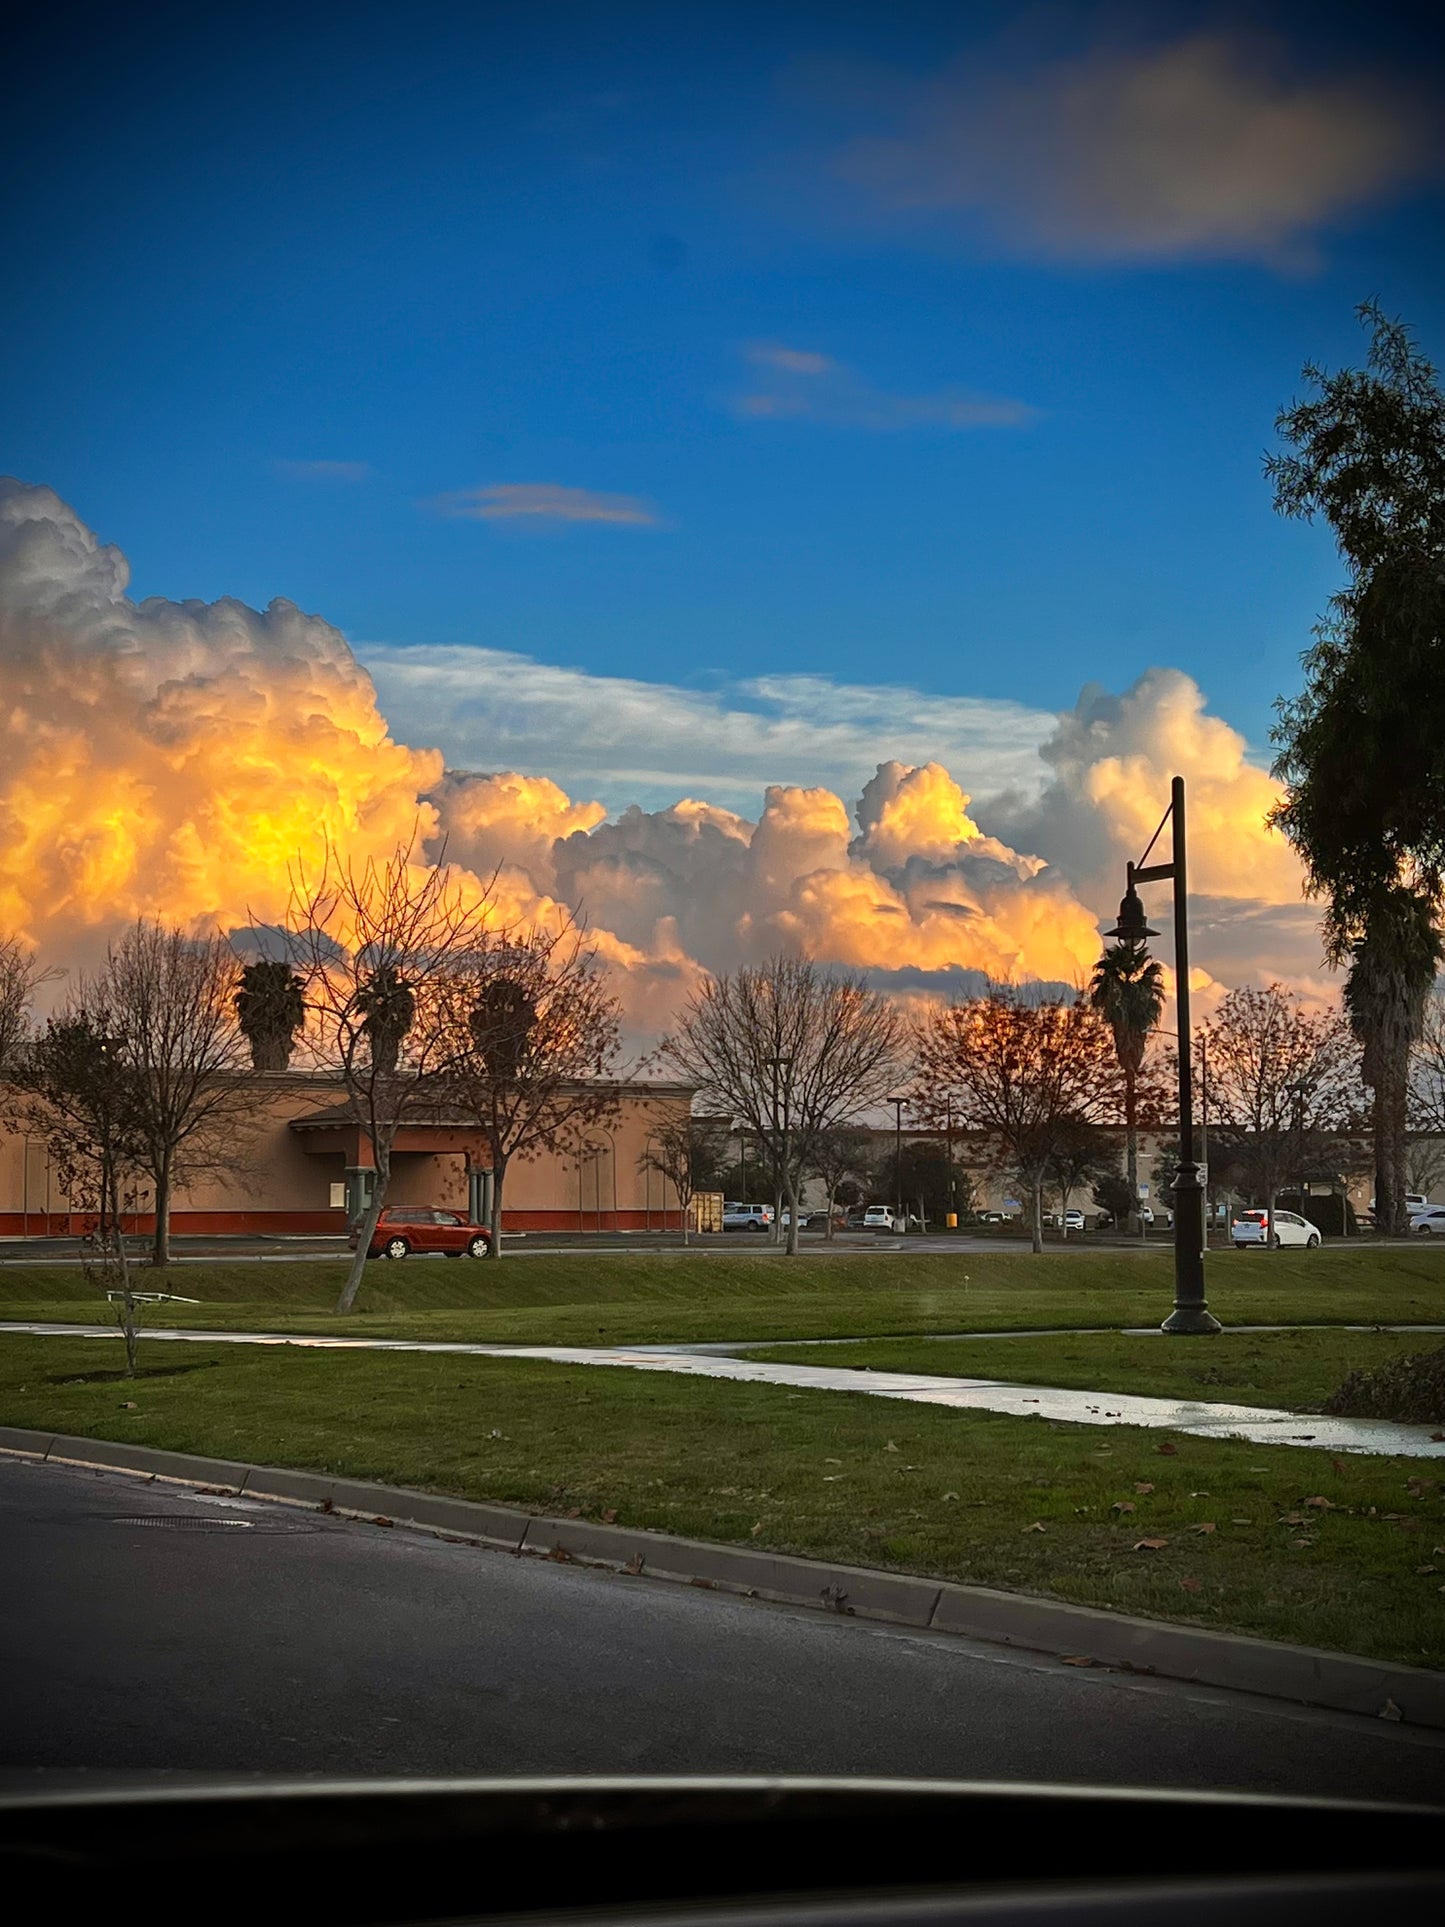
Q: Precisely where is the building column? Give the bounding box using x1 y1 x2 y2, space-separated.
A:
468 1166 494 1227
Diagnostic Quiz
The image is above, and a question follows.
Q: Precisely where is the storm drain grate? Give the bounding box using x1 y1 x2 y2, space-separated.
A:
111 1515 257 1531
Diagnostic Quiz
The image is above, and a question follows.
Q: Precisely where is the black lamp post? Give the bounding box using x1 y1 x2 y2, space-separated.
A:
1106 775 1220 1335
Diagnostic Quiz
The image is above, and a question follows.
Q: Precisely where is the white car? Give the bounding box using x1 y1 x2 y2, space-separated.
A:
1232 1209 1321 1250
722 1202 773 1233
1062 1209 1086 1232
1411 1206 1445 1236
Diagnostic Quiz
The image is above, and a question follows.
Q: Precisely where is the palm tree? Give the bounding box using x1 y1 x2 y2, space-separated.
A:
1089 941 1164 1237
357 964 415 1074
234 960 305 1071
1343 884 1442 1237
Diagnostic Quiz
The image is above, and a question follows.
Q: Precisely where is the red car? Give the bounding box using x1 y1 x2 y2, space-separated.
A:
352 1206 492 1260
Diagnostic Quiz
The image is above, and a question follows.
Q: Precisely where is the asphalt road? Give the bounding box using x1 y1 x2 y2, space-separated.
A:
3 1456 1443 1800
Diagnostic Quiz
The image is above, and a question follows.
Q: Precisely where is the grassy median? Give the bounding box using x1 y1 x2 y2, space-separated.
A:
1 1246 1442 1348
2 1330 1441 1670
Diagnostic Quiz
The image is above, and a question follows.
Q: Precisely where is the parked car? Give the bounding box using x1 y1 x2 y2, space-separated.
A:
353 1206 491 1260
1232 1209 1321 1250
1412 1206 1445 1235
722 1202 773 1233
803 1210 848 1230
861 1205 897 1230
1373 1194 1427 1216
1062 1209 1086 1232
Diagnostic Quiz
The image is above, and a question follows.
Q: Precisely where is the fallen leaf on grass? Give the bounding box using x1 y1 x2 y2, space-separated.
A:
1189 1491 1211 1499
1416 1565 1438 1576
1304 1495 1334 1510
1290 1538 1314 1549
601 1508 617 1524
1111 1501 1136 1515
1134 1482 1155 1494
1024 1521 1048 1533
119 1400 138 1410
1192 1522 1217 1535
942 1492 959 1503
1156 1442 1178 1457
1178 1576 1203 1594
884 1440 900 1453
749 1521 763 1537
822 1476 843 1483
566 1508 582 1519
824 1458 843 1465
1278 1514 1306 1526
1230 1518 1252 1525
1132 1538 1169 1551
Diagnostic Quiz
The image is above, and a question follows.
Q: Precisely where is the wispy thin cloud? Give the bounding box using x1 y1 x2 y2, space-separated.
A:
359 642 1053 815
734 342 1035 431
833 34 1437 265
277 459 372 481
428 483 659 526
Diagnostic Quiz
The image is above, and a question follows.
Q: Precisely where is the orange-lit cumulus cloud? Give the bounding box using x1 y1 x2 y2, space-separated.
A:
1 481 1313 1033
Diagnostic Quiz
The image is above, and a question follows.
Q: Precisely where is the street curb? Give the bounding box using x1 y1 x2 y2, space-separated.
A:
5 1426 1443 1731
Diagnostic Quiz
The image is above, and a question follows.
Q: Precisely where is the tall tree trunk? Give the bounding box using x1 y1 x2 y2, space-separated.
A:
1125 1071 1142 1240
1059 1180 1071 1238
150 1158 171 1270
825 1184 837 1241
337 1145 387 1312
1030 1172 1044 1255
109 1160 139 1377
784 1168 800 1256
1380 1045 1411 1237
487 1155 508 1259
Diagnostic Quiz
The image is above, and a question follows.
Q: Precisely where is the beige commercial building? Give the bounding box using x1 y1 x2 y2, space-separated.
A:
0 1074 698 1237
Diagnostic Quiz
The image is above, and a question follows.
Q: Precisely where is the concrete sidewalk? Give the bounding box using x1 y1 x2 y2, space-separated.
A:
5 1319 1443 1457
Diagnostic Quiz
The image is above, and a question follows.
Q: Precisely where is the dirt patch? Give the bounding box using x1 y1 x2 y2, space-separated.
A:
48 1361 221 1387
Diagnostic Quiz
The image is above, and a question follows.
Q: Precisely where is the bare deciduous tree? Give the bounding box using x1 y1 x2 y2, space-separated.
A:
12 1000 149 1372
439 915 623 1258
912 989 1127 1254
660 957 908 1256
100 921 255 1268
806 1123 874 1240
0 936 59 1079
288 836 500 1311
638 1111 730 1243
1198 984 1359 1245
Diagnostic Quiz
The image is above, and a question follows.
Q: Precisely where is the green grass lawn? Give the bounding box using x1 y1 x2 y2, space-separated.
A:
1 1247 1442 1349
3 1331 1442 1669
741 1329 1437 1413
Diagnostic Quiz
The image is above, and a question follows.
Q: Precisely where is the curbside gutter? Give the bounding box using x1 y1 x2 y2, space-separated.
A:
5 1425 1443 1732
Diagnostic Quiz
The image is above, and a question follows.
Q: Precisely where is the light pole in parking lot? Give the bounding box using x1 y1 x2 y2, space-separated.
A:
886 1095 907 1229
1106 775 1221 1335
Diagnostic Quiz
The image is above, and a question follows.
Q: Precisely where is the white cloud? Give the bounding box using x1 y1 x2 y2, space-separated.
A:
427 483 659 526
277 460 372 481
835 34 1436 264
359 642 1055 816
735 341 1035 429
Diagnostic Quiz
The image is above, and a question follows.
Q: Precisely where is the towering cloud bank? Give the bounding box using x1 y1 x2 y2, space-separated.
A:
0 480 1311 1027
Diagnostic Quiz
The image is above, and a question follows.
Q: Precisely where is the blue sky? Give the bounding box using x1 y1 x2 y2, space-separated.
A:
4 0 1442 811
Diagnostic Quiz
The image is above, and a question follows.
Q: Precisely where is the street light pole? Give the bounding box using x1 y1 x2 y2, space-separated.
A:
1107 775 1220 1335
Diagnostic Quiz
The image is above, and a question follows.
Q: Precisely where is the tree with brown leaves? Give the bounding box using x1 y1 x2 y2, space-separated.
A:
912 988 1128 1254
